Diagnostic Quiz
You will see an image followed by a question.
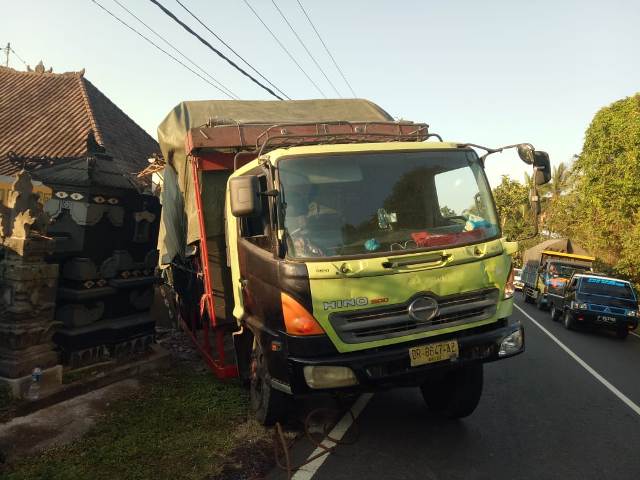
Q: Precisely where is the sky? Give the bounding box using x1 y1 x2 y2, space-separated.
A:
2 0 639 187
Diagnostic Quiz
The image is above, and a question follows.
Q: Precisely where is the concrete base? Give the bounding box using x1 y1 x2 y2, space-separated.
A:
7 344 171 418
0 364 63 399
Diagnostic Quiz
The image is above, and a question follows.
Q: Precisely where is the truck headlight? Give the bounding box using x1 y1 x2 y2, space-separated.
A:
303 366 358 389
626 310 638 317
571 301 588 310
498 328 524 357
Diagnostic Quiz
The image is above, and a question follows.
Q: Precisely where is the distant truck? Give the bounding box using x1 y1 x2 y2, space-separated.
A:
548 273 639 339
521 244 594 309
156 99 552 425
513 268 524 291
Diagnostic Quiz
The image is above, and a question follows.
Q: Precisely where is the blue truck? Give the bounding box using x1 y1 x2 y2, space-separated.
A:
547 273 639 339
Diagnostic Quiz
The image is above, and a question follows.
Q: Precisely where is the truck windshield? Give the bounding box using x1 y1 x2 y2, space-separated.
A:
548 263 589 278
278 150 499 258
579 277 636 300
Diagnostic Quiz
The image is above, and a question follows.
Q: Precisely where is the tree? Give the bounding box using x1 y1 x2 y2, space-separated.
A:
568 93 640 281
492 175 533 241
548 162 571 199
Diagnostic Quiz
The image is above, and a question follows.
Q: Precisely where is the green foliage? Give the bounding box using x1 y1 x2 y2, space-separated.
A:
5 368 249 480
558 94 640 280
492 175 533 242
535 93 640 283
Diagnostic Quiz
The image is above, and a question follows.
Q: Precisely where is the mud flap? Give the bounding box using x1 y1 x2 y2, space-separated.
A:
233 326 254 384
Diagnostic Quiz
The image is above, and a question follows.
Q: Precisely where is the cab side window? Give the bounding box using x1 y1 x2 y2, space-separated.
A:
239 174 272 251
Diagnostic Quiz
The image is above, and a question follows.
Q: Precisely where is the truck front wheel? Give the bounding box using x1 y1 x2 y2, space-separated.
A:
536 294 547 311
616 326 629 340
250 340 290 426
420 363 483 419
563 311 575 330
550 304 561 321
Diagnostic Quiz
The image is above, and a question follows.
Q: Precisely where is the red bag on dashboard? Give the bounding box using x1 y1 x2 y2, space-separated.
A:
411 229 486 247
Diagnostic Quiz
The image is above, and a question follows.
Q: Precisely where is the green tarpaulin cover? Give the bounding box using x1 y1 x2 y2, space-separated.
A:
156 99 393 265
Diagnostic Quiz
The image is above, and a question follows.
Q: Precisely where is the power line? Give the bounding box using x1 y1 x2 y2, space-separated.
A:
9 45 28 67
90 0 235 99
173 0 290 100
111 0 239 99
148 0 284 100
270 0 340 97
242 0 326 98
295 0 357 97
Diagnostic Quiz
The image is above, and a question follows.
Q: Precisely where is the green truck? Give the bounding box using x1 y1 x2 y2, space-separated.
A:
156 99 551 425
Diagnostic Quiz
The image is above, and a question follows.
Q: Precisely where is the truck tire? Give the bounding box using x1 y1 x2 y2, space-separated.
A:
550 304 561 322
616 327 629 340
420 363 483 419
536 294 547 311
250 339 290 426
563 311 575 331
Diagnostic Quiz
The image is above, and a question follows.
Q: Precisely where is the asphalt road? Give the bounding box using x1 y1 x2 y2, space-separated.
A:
269 295 640 480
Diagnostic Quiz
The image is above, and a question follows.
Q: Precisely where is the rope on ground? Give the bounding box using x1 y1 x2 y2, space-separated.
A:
273 402 360 480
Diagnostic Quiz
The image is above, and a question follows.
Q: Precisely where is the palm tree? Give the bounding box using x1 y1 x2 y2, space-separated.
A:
548 162 570 199
524 161 572 199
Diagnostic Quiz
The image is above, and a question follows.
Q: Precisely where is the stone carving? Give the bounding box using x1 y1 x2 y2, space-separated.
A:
28 60 53 74
0 171 60 383
56 302 105 328
62 258 98 281
44 199 124 226
0 170 49 240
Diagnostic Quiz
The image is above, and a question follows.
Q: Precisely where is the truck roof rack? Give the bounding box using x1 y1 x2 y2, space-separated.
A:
186 120 438 156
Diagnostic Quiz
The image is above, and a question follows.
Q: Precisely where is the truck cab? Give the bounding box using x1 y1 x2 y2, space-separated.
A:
555 273 639 338
523 250 594 310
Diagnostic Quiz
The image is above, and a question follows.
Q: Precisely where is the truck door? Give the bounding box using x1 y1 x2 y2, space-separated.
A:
236 172 282 333
564 276 578 308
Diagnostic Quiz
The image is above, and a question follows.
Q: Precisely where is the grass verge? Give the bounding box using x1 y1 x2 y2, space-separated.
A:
2 367 264 480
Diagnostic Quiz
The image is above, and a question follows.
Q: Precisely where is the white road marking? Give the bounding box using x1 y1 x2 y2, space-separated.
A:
515 304 640 417
292 393 374 480
631 331 640 340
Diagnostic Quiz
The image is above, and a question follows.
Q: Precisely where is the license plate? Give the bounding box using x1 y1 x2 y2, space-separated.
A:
409 340 459 367
597 315 616 324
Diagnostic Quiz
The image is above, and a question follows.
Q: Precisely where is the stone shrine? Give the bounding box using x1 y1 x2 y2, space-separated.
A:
0 171 61 397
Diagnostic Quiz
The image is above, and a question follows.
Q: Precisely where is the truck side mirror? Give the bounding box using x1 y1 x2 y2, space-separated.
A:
517 144 535 165
533 151 551 185
229 175 261 217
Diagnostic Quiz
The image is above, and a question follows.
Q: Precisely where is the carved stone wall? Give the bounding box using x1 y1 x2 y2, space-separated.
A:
35 165 161 369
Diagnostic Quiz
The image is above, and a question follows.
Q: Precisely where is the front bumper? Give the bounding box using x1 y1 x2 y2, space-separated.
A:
284 318 523 395
567 310 639 331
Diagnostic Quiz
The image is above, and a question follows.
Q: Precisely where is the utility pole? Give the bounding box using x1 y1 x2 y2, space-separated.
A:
4 42 10 67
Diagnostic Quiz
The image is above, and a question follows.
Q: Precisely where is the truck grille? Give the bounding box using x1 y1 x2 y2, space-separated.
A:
329 288 500 343
588 304 626 315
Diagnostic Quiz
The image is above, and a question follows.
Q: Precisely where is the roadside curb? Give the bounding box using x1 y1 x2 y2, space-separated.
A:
6 345 171 420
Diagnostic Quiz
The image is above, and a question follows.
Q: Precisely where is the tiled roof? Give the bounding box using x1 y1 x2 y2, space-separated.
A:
0 64 159 177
